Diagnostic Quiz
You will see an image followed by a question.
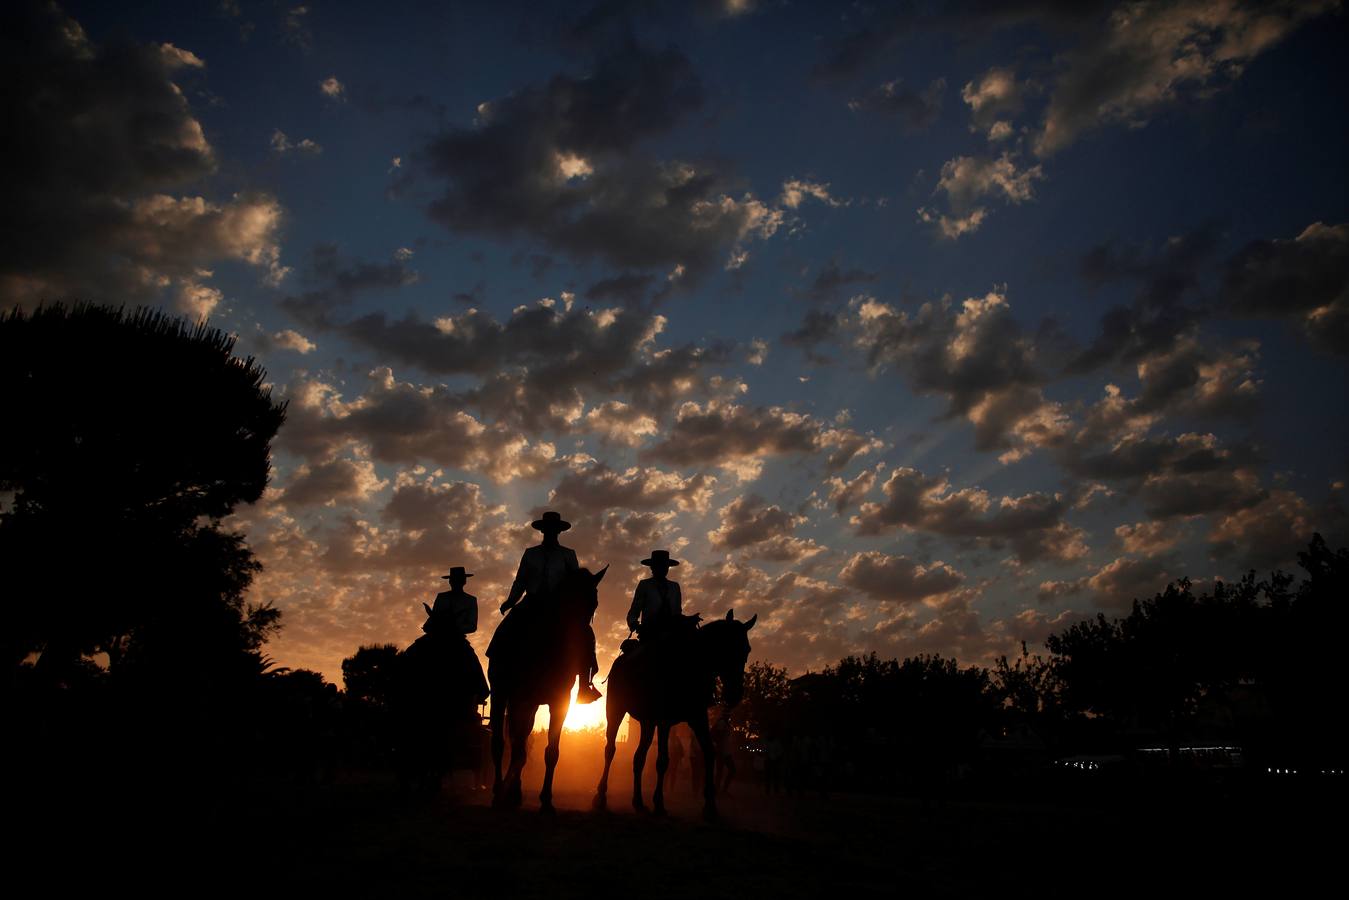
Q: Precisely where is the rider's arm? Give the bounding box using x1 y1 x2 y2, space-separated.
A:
501 556 528 613
626 583 644 633
670 582 682 616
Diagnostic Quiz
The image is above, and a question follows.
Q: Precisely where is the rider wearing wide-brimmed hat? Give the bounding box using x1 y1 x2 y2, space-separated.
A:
488 511 602 703
420 565 488 705
626 549 683 644
423 566 477 635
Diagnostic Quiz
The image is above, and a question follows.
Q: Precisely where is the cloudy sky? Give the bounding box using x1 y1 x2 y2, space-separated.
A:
7 0 1348 690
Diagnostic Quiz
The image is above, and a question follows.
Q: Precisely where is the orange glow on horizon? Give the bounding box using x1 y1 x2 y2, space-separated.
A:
561 683 607 732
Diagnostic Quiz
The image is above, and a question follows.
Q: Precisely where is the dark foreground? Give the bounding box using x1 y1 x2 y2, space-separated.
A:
14 766 1339 897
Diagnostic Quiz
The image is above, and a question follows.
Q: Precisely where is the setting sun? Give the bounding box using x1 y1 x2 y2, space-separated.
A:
561 683 607 732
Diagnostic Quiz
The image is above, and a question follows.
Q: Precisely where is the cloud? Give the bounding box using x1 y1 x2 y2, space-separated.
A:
641 399 883 481
780 178 846 209
825 464 884 516
853 466 1088 564
848 77 946 129
320 75 344 99
962 66 1025 139
271 129 322 155
1072 226 1219 372
839 551 964 604
847 292 1067 459
279 455 388 507
1222 222 1349 354
1115 519 1185 556
1039 555 1177 610
581 401 660 447
279 244 419 325
1059 428 1265 510
263 329 317 354
1209 486 1347 570
798 260 878 303
1035 0 1335 156
547 460 716 516
708 495 824 562
0 3 286 310
311 296 742 439
277 368 568 483
414 43 781 274
918 153 1043 238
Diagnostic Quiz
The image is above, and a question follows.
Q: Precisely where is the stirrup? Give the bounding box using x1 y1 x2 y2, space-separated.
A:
576 682 602 704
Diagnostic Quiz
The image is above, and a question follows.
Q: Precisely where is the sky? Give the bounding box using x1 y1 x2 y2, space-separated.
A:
5 0 1348 699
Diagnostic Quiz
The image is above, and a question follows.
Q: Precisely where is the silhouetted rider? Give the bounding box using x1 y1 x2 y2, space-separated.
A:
627 549 683 644
497 511 601 703
421 565 488 705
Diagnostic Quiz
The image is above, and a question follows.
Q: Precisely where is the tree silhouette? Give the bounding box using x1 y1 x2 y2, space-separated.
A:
1 303 286 688
342 643 401 709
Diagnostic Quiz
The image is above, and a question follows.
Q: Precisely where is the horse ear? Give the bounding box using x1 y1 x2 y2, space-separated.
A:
594 564 609 584
725 609 734 620
423 602 433 616
744 614 757 631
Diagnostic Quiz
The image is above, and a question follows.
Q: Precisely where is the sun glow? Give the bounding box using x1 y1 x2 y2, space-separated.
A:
561 683 607 732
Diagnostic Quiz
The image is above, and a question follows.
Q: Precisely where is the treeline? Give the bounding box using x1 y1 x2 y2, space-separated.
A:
735 535 1348 794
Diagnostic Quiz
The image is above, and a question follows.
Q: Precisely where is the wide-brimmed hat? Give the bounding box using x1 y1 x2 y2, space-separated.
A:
531 510 571 532
641 550 679 567
441 566 473 581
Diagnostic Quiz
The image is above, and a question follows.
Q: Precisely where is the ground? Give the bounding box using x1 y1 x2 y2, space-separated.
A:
238 772 1332 898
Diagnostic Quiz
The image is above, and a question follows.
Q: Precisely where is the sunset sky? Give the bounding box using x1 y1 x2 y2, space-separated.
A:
6 0 1348 701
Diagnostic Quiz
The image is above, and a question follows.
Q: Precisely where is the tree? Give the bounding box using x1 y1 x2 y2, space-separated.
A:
342 643 401 709
737 660 792 740
1045 535 1348 764
0 304 287 686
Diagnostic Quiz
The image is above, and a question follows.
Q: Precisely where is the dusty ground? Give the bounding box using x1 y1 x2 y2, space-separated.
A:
233 770 1332 899
14 737 1335 898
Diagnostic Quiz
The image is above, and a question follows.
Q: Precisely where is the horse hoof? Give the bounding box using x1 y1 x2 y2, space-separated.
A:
592 795 607 811
632 800 646 813
702 806 719 823
653 806 667 818
539 802 556 816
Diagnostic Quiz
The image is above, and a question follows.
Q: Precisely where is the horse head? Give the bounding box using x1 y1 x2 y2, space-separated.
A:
559 564 607 620
704 609 757 707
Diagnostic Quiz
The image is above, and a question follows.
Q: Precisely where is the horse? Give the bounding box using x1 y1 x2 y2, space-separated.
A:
390 629 488 794
594 609 756 820
487 565 607 812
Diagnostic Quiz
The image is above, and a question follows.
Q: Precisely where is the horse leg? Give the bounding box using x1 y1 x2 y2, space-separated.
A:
504 706 532 808
691 714 718 821
631 720 654 811
489 695 506 804
539 695 569 813
594 699 622 811
653 723 670 816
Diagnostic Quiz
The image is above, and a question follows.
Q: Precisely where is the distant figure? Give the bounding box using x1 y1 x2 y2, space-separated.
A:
422 566 489 705
391 566 489 792
490 511 600 704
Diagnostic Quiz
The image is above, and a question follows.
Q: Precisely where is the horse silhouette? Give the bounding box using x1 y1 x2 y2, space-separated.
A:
390 628 487 794
488 565 607 811
594 609 756 820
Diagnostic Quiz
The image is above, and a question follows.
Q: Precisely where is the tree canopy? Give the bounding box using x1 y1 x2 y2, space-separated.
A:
1 303 287 683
